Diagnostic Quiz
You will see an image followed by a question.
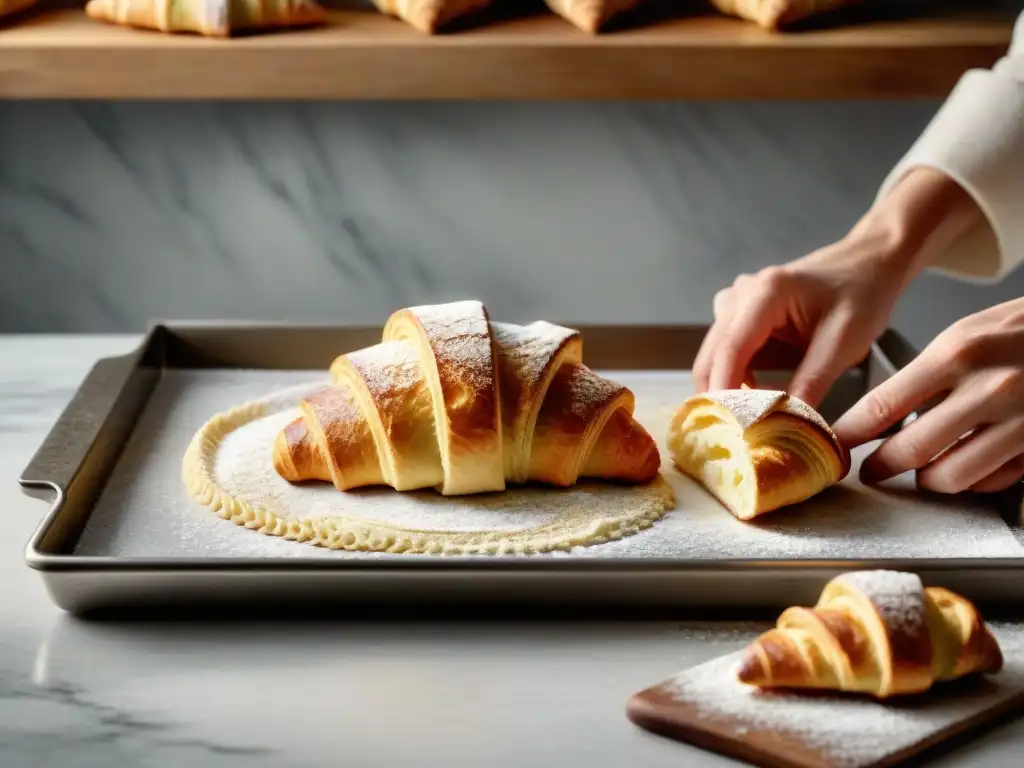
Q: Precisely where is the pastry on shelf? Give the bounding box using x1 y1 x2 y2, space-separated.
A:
370 0 494 33
667 387 849 520
709 0 861 30
84 0 327 36
274 300 662 496
0 0 39 21
737 570 1005 699
544 0 643 34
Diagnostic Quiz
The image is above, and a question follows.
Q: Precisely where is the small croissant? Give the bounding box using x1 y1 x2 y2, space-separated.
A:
370 0 493 33
85 0 326 36
668 388 850 520
737 570 1004 699
709 0 862 30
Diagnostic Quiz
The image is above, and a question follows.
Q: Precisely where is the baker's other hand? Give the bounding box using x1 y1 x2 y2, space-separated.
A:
833 297 1024 494
693 168 984 408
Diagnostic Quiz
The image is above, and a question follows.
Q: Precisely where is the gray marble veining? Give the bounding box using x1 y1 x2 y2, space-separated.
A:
5 101 1022 348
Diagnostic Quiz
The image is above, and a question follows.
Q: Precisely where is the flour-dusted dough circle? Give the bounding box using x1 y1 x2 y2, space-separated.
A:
182 382 675 556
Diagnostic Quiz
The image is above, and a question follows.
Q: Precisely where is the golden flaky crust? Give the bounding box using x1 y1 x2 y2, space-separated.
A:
370 0 492 32
274 301 661 497
84 0 326 36
736 570 1004 699
708 0 861 30
544 0 642 33
382 301 504 495
668 388 850 521
492 321 582 482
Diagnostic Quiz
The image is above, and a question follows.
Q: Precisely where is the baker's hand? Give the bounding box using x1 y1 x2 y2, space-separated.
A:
693 168 986 408
833 297 1024 494
692 237 906 407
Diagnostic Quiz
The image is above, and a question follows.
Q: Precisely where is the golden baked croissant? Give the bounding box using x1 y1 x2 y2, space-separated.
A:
668 388 850 520
544 0 642 34
370 0 493 33
273 300 661 496
709 0 861 30
84 0 326 36
737 570 1004 699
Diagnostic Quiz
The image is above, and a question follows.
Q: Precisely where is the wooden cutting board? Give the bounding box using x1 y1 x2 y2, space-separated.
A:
626 642 1024 768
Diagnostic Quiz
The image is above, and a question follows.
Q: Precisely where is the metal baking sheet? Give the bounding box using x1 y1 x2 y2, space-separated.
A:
18 322 1024 617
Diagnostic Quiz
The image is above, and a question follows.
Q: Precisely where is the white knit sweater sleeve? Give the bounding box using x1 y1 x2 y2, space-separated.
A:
874 12 1024 283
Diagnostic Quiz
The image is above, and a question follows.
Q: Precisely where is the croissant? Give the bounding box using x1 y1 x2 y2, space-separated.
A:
370 0 493 33
709 0 861 30
273 300 661 496
737 570 1004 699
544 0 643 34
668 388 850 521
84 0 326 36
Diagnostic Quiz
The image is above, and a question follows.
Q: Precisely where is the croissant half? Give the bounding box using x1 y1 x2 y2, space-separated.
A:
273 300 661 496
85 0 326 36
736 570 1004 699
709 0 862 30
668 388 850 521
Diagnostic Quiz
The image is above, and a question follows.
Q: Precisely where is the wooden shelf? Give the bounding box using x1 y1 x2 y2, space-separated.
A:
0 8 1014 100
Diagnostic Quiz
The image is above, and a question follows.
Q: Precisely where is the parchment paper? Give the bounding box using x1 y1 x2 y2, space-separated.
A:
74 370 1024 560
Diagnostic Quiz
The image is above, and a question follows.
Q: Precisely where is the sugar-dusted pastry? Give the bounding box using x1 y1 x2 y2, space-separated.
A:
668 388 849 520
545 0 642 34
737 570 1005 699
709 0 861 30
274 300 662 496
84 0 326 36
370 0 493 33
1 0 39 20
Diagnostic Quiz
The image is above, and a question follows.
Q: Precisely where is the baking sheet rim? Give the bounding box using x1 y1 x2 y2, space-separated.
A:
19 322 1024 578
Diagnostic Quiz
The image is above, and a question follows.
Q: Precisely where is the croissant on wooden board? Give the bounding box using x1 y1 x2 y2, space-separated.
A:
736 570 1005 699
273 300 661 496
544 0 643 34
84 0 326 36
668 388 850 521
370 0 494 33
709 0 862 30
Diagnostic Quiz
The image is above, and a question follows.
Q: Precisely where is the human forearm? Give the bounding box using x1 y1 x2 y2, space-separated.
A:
867 12 1024 284
843 167 985 291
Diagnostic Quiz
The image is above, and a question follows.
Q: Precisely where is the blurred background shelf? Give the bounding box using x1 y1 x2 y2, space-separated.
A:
0 5 1015 100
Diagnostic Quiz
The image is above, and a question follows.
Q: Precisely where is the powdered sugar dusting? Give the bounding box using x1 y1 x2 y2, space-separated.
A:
408 300 494 379
839 570 927 639
708 389 788 431
214 394 666 535
492 320 578 395
705 389 838 447
565 365 623 419
73 369 1024 560
345 340 421 399
659 623 1024 768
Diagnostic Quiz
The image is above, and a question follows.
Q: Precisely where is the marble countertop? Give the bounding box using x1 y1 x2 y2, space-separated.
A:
2 334 1023 768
